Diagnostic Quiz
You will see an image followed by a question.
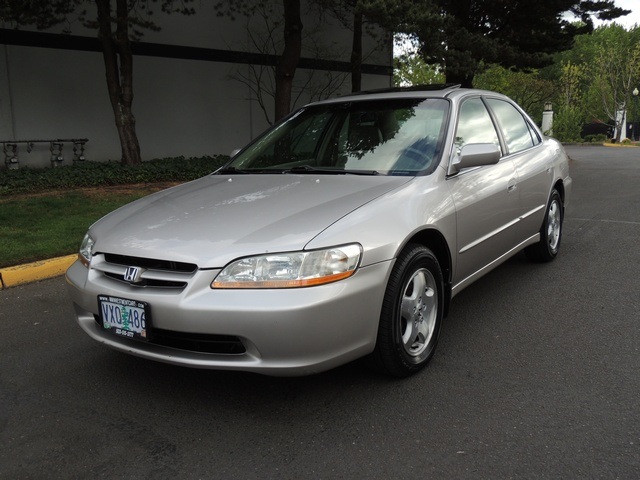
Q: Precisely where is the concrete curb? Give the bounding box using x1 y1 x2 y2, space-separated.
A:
0 254 77 289
602 143 639 148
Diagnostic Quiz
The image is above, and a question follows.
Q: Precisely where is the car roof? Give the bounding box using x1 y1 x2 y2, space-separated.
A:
311 85 509 106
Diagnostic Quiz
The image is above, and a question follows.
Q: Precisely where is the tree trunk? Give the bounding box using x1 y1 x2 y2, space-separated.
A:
351 11 362 93
95 0 142 165
274 0 303 121
614 122 622 143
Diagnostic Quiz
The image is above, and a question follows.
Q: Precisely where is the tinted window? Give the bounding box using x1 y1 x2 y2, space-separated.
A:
229 98 450 175
455 98 500 154
246 111 334 169
527 122 541 145
486 99 534 154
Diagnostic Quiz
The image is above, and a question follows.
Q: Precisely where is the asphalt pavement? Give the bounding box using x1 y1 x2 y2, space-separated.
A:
0 145 639 479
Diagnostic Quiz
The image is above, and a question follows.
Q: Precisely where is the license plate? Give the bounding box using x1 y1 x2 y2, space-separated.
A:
98 295 150 341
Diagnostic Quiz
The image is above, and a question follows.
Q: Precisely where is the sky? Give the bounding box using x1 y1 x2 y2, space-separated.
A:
599 0 640 28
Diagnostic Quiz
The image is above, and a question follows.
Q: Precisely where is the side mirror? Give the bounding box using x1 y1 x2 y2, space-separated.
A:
449 143 501 175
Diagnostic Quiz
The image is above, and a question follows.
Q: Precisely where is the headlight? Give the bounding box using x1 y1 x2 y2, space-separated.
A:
79 232 95 267
212 244 362 289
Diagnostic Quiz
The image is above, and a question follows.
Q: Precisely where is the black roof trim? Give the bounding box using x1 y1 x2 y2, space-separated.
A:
346 84 462 96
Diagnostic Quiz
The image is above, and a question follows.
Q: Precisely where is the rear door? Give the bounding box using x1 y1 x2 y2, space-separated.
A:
484 98 552 241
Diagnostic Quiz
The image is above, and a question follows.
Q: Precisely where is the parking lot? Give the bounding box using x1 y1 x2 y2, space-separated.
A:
1 145 639 479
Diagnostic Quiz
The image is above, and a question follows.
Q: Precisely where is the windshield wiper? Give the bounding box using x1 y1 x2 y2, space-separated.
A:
217 165 380 175
284 165 380 175
216 166 250 174
216 166 292 175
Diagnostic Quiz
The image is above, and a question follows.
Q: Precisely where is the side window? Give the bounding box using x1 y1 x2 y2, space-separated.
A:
455 98 500 155
527 122 541 146
486 99 534 154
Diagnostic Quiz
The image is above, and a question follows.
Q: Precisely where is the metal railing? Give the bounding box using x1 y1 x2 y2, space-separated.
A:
2 138 88 169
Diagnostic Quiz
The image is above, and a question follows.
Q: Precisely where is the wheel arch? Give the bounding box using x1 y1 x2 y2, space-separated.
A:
402 228 453 317
553 179 565 204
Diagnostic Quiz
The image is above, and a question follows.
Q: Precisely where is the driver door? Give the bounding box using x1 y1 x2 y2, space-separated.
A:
447 97 521 290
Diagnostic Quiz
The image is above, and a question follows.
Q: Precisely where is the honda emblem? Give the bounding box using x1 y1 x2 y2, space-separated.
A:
124 266 142 283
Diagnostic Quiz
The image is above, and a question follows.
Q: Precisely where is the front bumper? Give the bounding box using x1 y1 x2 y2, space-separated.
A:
66 258 392 376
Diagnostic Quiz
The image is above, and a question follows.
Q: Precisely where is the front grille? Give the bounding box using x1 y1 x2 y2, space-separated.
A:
93 253 198 290
93 315 245 355
104 253 197 273
103 272 188 289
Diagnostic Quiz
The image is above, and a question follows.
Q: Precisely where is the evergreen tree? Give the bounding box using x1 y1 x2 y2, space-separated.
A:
402 0 630 87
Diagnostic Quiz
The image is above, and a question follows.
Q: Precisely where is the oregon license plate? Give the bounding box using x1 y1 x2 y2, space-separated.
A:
98 295 150 341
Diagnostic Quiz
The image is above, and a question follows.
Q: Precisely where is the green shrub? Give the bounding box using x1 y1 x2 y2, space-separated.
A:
0 155 228 196
621 138 632 145
584 134 608 143
552 106 584 143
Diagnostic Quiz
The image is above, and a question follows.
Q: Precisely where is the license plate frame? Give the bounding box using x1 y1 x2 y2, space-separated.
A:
98 295 151 342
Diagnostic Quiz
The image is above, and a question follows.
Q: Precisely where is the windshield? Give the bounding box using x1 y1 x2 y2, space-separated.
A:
224 98 450 176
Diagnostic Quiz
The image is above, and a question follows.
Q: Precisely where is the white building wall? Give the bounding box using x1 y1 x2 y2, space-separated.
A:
1 45 121 164
0 2 392 168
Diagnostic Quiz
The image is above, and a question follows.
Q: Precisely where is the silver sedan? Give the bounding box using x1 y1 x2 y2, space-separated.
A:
66 86 571 376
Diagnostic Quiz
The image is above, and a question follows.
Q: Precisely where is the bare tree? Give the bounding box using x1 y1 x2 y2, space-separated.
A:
311 0 403 92
223 1 349 125
1 0 195 165
274 0 303 120
215 0 303 122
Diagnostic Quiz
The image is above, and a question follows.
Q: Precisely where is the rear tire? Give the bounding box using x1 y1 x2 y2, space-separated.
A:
370 244 444 377
525 188 563 262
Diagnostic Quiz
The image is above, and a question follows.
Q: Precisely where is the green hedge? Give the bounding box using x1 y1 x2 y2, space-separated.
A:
0 155 229 196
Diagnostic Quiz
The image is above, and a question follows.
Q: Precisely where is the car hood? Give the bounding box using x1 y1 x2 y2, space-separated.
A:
91 174 412 268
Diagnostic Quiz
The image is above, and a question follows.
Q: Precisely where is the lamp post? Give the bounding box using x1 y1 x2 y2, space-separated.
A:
633 87 639 142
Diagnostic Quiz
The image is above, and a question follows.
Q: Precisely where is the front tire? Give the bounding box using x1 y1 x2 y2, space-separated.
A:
525 188 563 262
371 244 444 377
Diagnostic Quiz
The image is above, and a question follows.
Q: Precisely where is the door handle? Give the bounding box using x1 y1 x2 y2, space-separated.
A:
508 179 517 193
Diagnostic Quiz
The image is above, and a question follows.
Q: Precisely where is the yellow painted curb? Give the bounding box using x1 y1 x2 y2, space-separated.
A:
0 254 77 289
602 143 639 148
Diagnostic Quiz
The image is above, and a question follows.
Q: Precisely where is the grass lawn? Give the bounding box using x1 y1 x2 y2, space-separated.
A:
0 184 176 268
